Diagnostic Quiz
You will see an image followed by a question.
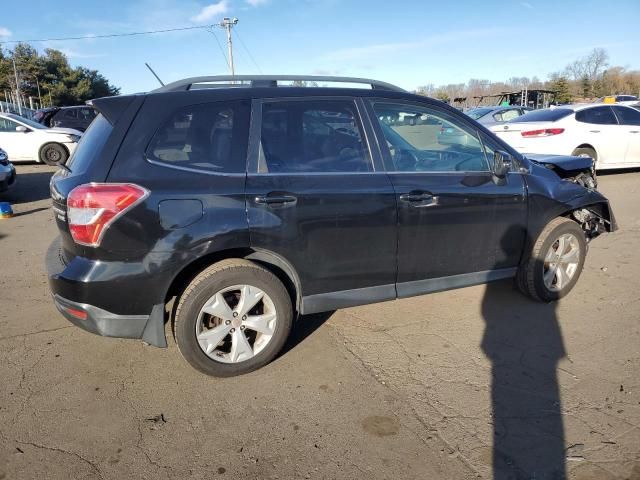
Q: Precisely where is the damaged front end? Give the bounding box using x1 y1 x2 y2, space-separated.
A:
526 153 597 190
571 207 613 241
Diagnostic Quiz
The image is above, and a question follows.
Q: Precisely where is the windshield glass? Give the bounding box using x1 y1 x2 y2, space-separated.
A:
6 114 47 129
509 108 573 123
466 108 493 120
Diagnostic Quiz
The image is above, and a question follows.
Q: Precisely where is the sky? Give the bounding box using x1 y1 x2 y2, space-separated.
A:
0 0 639 94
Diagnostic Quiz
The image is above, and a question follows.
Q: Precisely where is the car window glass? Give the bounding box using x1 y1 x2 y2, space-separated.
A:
373 102 490 172
575 107 618 125
147 101 247 173
0 118 19 132
500 109 520 121
64 109 78 119
612 106 640 126
259 100 371 173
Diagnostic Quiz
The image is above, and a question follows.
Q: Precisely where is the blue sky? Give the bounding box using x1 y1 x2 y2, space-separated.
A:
1 0 639 94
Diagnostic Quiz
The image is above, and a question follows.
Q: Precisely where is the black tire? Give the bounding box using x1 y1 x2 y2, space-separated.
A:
174 259 293 377
39 143 69 166
572 147 597 163
516 217 587 302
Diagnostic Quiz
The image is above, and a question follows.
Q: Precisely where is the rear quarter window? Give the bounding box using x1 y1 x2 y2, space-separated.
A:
146 101 249 174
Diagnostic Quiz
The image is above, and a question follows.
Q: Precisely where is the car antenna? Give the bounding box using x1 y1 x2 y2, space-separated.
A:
145 62 165 87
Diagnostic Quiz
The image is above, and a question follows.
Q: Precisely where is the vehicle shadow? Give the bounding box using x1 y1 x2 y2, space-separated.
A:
2 171 54 204
481 233 567 478
279 310 336 357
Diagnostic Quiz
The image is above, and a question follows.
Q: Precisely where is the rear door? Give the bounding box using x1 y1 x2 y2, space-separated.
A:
575 106 627 166
612 106 640 165
365 99 527 296
246 97 398 312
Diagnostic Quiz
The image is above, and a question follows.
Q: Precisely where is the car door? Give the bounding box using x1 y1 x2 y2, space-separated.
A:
574 106 627 166
612 106 640 165
0 117 31 160
246 97 398 313
365 99 527 297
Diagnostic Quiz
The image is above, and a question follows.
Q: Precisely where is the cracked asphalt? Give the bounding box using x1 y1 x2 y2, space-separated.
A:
1 165 639 480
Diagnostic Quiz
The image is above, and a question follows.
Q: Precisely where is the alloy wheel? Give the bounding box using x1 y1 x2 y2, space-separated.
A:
543 233 581 292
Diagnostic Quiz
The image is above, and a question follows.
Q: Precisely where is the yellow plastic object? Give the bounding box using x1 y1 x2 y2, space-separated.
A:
603 96 616 104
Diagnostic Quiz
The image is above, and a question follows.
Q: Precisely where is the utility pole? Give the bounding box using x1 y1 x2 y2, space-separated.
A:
220 17 238 77
12 57 22 116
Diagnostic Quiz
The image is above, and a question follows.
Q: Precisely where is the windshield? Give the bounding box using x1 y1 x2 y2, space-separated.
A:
5 113 47 130
466 108 494 120
509 108 573 123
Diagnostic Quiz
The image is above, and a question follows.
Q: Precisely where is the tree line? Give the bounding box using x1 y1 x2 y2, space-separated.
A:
417 49 640 106
0 43 119 109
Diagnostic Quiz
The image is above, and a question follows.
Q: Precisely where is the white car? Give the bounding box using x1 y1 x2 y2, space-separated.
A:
0 113 82 165
490 104 640 170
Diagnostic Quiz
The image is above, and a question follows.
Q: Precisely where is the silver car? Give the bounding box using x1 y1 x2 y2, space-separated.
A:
466 105 532 126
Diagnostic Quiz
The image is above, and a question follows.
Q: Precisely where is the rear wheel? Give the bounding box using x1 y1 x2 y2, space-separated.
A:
39 143 68 166
174 259 293 377
517 217 587 302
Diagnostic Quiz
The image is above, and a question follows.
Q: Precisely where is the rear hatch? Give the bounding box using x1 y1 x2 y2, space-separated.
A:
50 94 143 259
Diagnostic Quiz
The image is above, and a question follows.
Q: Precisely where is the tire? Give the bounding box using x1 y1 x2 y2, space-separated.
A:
516 217 587 302
39 143 69 166
174 259 293 377
572 147 597 163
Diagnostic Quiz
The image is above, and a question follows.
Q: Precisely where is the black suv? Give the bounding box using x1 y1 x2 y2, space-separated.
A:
34 105 97 132
47 76 616 376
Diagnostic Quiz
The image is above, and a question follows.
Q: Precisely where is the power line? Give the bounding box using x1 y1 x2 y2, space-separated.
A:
0 24 218 45
206 28 231 70
234 27 262 74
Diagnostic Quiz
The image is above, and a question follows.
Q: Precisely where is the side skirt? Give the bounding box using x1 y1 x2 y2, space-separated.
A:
300 268 517 315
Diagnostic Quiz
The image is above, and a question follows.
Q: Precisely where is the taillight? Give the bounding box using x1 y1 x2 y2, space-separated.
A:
521 128 565 137
67 183 149 247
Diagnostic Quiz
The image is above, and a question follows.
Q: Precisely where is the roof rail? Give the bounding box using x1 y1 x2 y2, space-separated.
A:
152 75 405 93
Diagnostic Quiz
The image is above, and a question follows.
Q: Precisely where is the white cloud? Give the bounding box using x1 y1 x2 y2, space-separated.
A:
247 0 268 6
0 27 12 37
191 0 229 22
521 2 533 8
321 29 503 62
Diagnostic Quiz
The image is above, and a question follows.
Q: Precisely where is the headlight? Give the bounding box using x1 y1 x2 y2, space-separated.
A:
66 134 81 143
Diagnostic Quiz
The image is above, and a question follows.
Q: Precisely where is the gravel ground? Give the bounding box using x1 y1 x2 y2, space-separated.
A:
0 164 638 480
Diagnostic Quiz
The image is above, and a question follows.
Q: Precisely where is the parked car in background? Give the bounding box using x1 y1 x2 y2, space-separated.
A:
0 113 82 165
597 95 639 106
33 105 97 132
0 147 16 192
490 104 640 170
47 75 615 377
466 105 532 125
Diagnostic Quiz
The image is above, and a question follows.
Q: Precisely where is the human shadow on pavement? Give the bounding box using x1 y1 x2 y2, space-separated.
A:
279 311 335 357
481 232 567 479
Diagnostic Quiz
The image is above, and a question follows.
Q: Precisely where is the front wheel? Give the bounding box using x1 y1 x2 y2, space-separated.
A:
39 143 69 166
174 259 293 377
517 217 587 302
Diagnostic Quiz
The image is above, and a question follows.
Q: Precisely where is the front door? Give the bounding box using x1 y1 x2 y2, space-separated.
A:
366 100 527 297
0 117 30 160
246 97 398 313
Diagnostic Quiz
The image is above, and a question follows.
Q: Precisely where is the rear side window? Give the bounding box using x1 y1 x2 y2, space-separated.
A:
147 101 249 173
63 109 78 119
575 107 618 125
510 108 573 123
612 106 640 126
66 114 112 174
258 100 372 173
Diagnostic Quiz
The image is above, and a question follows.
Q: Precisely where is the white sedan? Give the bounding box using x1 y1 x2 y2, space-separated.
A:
489 104 640 170
0 113 82 165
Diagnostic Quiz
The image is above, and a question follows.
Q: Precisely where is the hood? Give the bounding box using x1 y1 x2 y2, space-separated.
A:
45 127 83 136
525 153 594 173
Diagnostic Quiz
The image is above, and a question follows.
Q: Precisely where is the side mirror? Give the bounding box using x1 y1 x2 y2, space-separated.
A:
492 150 512 177
15 125 29 133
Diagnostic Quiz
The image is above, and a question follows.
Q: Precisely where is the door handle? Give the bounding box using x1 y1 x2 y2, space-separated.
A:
630 130 639 134
254 194 297 206
399 191 439 207
589 130 600 133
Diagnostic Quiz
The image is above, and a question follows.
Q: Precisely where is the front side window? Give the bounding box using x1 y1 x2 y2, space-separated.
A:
575 107 618 125
373 102 490 172
147 101 247 173
612 106 640 126
259 100 371 173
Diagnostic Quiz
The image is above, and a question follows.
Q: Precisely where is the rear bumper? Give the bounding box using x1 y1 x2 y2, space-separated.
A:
46 237 168 347
0 164 16 192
